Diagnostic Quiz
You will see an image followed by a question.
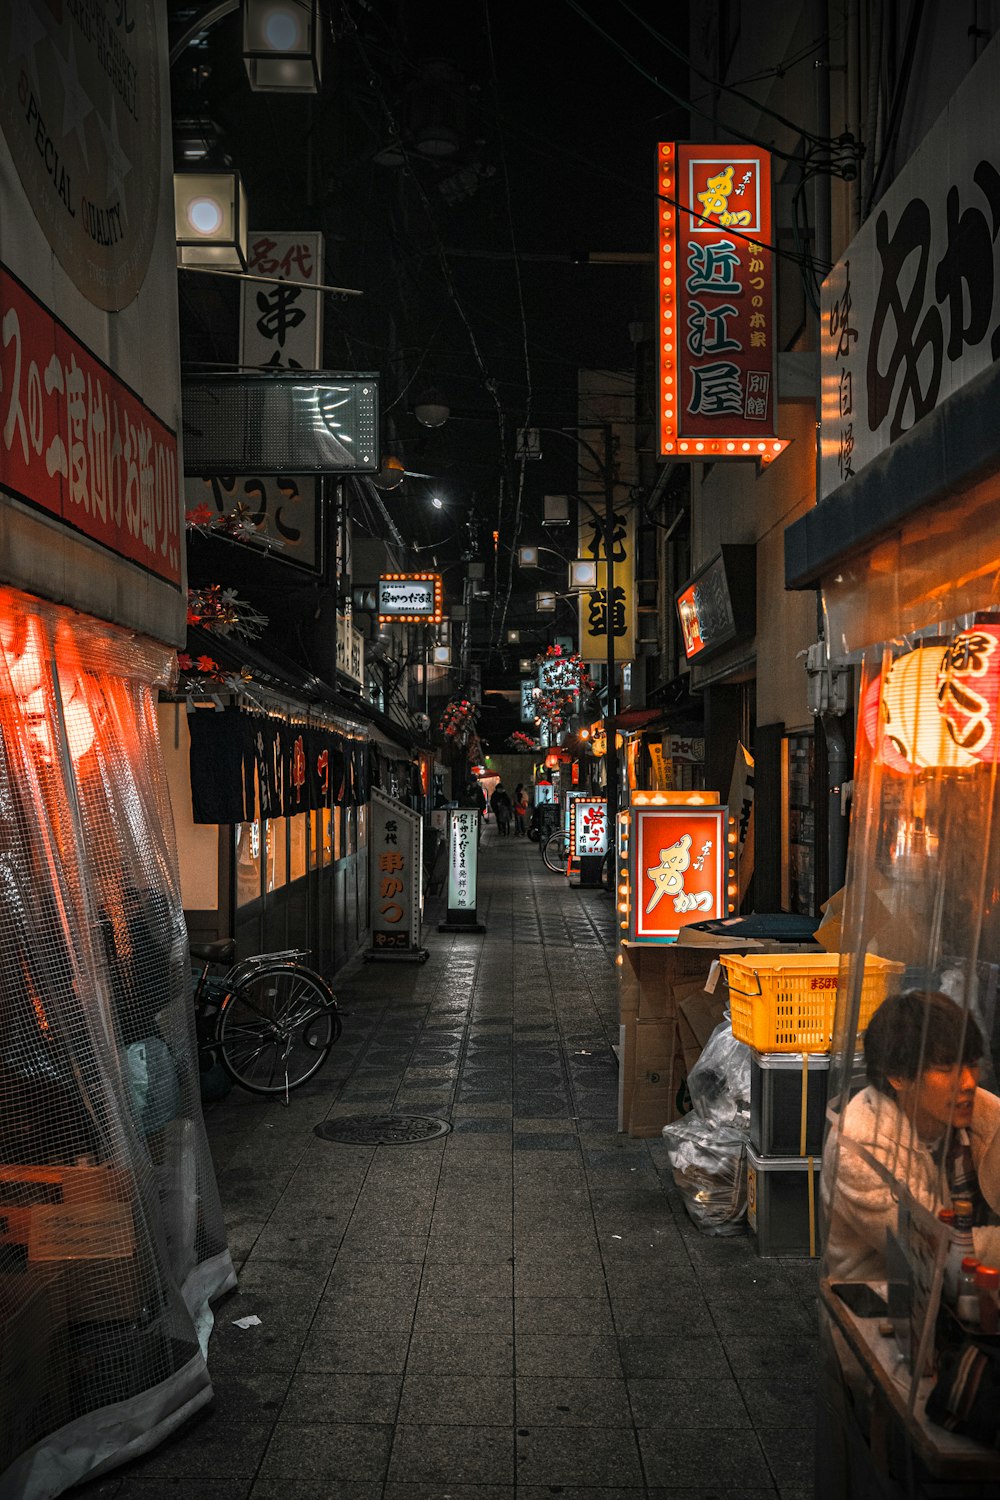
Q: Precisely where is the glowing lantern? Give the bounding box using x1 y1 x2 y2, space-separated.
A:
880 645 976 772
544 751 560 769
861 672 913 774
24 671 96 763
937 623 1000 764
0 614 46 698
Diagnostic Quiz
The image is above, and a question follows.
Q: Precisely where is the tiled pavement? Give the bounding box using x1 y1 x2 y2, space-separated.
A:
76 827 818 1498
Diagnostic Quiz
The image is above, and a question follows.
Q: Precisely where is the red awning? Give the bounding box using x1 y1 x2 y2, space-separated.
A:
606 707 667 733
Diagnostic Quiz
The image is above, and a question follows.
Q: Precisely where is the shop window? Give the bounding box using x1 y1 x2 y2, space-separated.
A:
309 809 324 870
235 818 262 908
289 813 307 883
155 702 219 910
265 817 288 892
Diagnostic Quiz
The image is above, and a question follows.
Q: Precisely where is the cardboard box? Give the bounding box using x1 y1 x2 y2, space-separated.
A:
0 1163 131 1251
619 1017 686 1137
676 985 727 1075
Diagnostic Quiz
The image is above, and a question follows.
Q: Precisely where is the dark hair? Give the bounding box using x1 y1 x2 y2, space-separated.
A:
864 989 983 1096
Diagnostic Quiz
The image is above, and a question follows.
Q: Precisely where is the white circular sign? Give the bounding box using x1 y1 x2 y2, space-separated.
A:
0 0 162 311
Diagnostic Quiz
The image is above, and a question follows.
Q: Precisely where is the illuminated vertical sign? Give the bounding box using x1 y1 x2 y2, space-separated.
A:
440 807 485 932
629 800 732 944
577 506 636 664
368 789 426 959
521 679 537 723
657 142 788 464
572 799 609 857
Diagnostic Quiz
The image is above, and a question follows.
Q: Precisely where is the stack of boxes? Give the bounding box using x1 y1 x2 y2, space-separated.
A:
745 1048 829 1257
617 940 748 1137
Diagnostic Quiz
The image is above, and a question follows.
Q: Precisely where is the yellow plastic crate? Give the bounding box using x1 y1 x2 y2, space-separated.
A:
720 952 904 1053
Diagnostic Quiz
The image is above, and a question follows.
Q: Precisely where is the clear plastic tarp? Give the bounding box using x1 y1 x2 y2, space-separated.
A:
0 586 234 1498
818 560 1000 1487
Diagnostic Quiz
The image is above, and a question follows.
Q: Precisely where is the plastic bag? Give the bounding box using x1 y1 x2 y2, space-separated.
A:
661 1116 747 1234
661 1017 751 1234
687 1017 752 1128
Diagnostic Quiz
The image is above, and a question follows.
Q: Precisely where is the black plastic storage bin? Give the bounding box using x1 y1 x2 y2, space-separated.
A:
749 1051 830 1156
746 1144 821 1257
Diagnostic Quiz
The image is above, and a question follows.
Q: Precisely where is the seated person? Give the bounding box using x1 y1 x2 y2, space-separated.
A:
823 988 1000 1280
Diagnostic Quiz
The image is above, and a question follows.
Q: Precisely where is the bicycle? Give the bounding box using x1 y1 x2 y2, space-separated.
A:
541 828 570 874
190 939 341 1102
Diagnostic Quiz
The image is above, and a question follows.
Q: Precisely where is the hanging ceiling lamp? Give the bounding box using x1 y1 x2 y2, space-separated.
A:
414 390 450 428
243 0 322 93
174 170 248 269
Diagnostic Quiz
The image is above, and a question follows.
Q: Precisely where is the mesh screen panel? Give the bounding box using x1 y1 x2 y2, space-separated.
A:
182 373 379 474
0 587 235 1497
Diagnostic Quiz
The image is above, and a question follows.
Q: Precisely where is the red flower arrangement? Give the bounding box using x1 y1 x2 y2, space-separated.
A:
506 730 539 752
530 646 596 735
438 697 479 743
187 585 268 640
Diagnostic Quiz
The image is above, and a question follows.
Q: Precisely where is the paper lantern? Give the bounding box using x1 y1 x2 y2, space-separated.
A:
861 672 912 774
937 623 1000 763
880 646 976 772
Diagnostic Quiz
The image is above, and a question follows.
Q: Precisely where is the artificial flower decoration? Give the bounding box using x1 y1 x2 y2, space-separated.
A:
438 697 479 744
185 501 283 550
506 730 539 751
186 585 268 640
529 646 596 737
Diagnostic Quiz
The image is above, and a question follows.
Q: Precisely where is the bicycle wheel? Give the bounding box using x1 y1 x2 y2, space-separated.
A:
542 830 569 874
217 964 341 1095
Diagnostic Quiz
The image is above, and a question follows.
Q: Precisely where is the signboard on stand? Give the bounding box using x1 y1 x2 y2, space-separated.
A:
366 790 428 962
439 808 485 932
572 800 609 857
622 793 735 944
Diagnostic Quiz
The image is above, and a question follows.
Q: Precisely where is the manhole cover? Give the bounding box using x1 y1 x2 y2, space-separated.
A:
314 1114 452 1145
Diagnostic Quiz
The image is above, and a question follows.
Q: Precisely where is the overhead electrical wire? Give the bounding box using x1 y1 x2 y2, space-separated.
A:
562 0 819 166
616 0 839 151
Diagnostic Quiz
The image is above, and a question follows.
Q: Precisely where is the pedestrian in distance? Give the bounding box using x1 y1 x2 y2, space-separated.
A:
513 783 529 836
490 781 513 836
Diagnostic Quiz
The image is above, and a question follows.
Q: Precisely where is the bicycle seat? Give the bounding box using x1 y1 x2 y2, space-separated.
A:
190 939 236 965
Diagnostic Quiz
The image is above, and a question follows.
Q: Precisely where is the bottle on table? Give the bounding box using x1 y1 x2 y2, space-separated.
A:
939 1207 962 1305
957 1256 981 1324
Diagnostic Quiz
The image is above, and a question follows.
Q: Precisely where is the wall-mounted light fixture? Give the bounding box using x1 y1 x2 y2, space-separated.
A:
518 545 539 567
174 170 248 269
568 558 599 589
243 0 322 93
543 494 571 526
536 592 556 612
507 629 520 644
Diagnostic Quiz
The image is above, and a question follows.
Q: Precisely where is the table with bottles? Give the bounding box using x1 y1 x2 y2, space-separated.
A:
820 1278 1000 1483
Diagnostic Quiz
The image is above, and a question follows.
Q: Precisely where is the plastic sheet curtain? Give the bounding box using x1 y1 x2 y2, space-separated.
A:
0 586 235 1498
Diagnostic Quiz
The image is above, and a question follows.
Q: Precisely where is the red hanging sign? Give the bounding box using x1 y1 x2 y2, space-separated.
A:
657 143 788 465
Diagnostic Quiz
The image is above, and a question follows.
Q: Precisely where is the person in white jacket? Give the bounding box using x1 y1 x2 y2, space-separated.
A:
823 988 1000 1281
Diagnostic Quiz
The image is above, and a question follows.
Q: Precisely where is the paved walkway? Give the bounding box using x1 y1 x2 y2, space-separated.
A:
78 827 817 1499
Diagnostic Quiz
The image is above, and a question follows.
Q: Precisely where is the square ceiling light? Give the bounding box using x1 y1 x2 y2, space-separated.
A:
174 170 248 269
243 0 322 93
569 558 599 589
536 591 556 612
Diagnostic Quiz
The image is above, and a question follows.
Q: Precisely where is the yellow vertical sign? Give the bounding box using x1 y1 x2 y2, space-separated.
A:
577 504 635 663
